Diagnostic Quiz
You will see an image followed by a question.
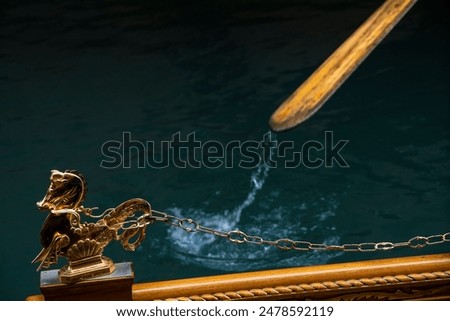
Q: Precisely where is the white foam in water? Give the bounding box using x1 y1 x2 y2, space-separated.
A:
168 163 270 255
165 136 342 271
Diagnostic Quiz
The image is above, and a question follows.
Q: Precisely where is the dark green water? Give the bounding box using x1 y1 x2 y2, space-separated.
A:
1 0 449 300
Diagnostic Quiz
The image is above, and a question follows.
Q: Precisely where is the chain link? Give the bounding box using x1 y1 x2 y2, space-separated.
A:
112 209 450 253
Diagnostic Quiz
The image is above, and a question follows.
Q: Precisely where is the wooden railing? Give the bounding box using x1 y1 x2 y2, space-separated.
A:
27 253 450 300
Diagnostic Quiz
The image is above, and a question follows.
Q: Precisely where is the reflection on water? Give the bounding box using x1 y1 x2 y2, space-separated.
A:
1 0 449 300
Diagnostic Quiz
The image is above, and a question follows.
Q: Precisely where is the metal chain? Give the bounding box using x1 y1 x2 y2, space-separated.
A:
116 209 450 253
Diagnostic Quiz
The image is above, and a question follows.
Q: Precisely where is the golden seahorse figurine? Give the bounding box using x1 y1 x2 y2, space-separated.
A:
32 169 152 283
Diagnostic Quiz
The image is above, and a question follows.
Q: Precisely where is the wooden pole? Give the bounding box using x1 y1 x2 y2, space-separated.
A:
269 0 417 132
